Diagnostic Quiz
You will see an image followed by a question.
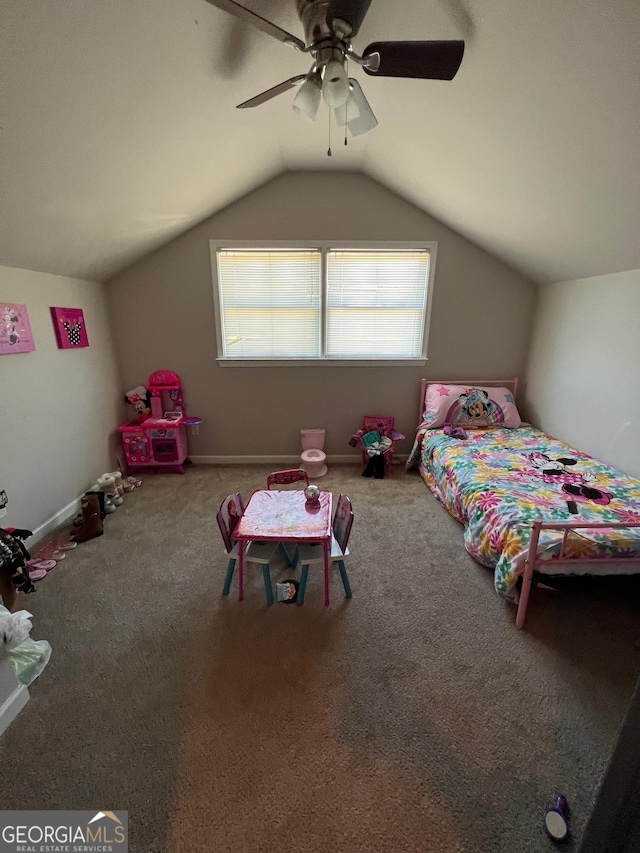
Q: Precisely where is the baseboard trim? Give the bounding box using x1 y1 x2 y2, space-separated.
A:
190 455 360 465
30 494 83 546
0 681 30 737
190 454 409 465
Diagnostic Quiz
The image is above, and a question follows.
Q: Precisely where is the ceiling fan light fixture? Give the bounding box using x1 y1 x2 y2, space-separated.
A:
335 87 361 126
342 78 378 136
207 0 466 141
322 59 349 107
292 74 322 122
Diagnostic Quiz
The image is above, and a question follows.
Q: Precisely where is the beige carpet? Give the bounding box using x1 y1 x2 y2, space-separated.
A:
1 463 639 853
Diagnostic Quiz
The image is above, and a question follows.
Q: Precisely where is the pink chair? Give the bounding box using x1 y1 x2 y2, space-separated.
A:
267 469 309 490
294 494 354 605
218 493 277 604
266 470 310 565
352 416 405 477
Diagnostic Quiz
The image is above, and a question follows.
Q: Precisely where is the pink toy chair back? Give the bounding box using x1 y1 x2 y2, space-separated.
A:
362 416 395 435
267 469 309 490
216 493 245 554
333 494 354 553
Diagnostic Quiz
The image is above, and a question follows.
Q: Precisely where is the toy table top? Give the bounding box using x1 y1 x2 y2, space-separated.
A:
234 490 332 543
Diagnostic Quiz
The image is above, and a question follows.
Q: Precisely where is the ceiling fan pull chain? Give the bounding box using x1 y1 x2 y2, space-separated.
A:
328 108 332 157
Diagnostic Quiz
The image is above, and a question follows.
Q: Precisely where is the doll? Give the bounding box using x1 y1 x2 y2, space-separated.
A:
125 385 152 421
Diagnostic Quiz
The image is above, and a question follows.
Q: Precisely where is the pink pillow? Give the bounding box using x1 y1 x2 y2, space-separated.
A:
423 384 521 429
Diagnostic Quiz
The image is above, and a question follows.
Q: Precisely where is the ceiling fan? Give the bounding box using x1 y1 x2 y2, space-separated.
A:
205 0 465 138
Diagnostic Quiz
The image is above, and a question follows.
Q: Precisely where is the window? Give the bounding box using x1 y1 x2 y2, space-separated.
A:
211 241 436 365
217 249 321 359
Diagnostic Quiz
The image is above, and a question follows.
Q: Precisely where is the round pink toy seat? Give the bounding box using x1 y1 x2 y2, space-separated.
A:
300 448 327 478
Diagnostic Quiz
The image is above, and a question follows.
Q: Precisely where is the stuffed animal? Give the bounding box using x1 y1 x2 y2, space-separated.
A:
124 385 152 421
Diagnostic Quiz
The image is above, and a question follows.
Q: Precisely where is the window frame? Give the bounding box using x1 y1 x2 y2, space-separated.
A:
210 240 437 367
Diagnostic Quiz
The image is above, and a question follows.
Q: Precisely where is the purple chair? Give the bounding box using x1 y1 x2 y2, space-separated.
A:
266 469 309 490
218 493 277 604
294 494 354 605
266 470 310 565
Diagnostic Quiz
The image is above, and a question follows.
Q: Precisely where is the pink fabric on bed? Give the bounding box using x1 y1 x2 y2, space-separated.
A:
423 384 522 429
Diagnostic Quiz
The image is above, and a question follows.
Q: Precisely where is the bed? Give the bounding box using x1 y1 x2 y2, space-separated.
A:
407 379 640 628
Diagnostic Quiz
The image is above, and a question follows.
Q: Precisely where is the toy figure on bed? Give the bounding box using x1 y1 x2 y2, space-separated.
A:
0 528 36 611
125 385 152 422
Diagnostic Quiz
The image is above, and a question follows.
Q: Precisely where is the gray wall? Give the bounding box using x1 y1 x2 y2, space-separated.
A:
108 172 537 459
0 266 123 535
524 269 640 478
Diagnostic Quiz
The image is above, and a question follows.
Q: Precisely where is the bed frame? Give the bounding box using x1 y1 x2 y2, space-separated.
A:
418 379 640 629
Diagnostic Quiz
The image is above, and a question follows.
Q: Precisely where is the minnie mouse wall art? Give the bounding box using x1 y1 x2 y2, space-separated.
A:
50 307 90 349
0 303 36 355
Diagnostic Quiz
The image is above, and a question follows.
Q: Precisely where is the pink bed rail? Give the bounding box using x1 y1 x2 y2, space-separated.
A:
516 520 640 629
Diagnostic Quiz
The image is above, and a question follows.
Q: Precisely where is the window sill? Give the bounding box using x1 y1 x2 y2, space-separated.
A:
217 358 428 368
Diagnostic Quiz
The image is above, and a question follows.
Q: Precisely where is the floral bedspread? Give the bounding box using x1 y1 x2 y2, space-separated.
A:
407 424 640 596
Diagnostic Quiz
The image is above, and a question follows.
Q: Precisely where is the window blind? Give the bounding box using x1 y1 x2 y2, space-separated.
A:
326 250 430 358
217 250 321 358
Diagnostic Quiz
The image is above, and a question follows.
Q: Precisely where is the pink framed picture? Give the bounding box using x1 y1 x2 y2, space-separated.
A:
50 307 90 349
0 303 36 355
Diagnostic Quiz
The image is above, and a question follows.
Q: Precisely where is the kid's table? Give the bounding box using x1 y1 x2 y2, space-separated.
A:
233 489 333 605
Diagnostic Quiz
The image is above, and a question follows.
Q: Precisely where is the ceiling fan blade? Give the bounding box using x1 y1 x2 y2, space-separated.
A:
326 0 373 38
335 79 378 135
204 0 306 51
363 40 465 80
237 75 306 108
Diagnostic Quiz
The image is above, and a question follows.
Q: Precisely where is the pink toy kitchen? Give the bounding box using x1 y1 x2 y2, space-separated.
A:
118 370 201 474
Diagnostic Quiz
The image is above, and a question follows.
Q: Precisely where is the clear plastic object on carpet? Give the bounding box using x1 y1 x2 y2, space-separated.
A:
0 606 51 686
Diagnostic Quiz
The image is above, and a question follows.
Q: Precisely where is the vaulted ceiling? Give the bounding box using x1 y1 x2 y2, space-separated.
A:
2 0 639 284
